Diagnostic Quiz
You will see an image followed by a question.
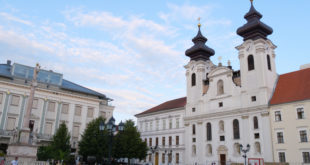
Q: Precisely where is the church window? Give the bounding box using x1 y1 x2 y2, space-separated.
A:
219 120 224 132
206 144 212 156
275 111 282 121
217 80 224 95
297 107 305 119
234 143 241 154
253 116 259 129
248 55 255 71
192 124 196 135
233 119 240 139
192 145 196 156
206 122 212 141
267 55 272 70
251 96 256 102
255 142 261 154
191 73 196 86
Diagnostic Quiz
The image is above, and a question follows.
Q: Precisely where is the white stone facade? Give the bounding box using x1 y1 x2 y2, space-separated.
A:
0 62 114 151
137 107 185 165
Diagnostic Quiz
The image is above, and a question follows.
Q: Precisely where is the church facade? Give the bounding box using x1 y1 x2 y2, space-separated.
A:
136 1 310 165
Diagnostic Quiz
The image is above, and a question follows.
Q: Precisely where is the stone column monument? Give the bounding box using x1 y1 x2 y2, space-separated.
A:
6 63 41 162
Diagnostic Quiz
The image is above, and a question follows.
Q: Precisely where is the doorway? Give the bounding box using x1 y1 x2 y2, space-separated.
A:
220 154 226 165
155 152 159 165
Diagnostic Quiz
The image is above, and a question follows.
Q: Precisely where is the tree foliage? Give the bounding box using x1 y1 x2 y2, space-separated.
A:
113 120 148 163
37 122 71 162
78 116 109 162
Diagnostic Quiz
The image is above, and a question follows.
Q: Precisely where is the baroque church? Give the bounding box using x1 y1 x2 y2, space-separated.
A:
136 1 310 165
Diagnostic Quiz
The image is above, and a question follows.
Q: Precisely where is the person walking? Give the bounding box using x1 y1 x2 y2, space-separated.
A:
11 157 18 165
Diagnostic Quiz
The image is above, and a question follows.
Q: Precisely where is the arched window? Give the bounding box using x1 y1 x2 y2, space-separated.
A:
206 144 212 156
192 124 196 135
253 116 258 129
192 145 196 156
255 142 261 154
248 55 255 71
217 80 224 95
219 120 224 132
233 119 240 139
191 73 196 86
234 143 241 154
267 55 271 71
207 123 212 141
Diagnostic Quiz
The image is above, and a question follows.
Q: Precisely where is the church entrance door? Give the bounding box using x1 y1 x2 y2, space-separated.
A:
220 154 226 165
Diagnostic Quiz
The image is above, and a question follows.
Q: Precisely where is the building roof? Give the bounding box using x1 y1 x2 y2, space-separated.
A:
0 61 109 100
135 97 186 116
270 68 310 105
237 1 273 41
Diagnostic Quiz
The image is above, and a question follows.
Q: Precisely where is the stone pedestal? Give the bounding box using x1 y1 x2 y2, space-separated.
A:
6 128 38 162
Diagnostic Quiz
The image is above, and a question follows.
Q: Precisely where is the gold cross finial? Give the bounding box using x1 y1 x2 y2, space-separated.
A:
197 17 201 28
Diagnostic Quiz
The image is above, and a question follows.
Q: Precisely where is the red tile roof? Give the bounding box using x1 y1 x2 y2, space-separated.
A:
270 68 310 105
135 97 186 116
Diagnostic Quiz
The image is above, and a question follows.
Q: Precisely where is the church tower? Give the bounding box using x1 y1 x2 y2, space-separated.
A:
184 23 215 115
236 0 277 106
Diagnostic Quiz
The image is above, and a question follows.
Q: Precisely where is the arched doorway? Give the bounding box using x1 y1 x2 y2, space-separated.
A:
217 145 228 165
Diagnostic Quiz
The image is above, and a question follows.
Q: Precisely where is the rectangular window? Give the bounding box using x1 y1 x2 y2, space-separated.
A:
297 107 305 119
220 136 225 141
150 121 153 131
192 138 196 142
145 122 148 131
62 103 69 114
44 122 53 135
163 120 166 130
87 107 94 118
162 153 165 163
251 96 256 102
149 138 152 147
162 137 165 146
277 132 284 143
254 133 260 139
278 152 286 162
11 95 20 106
72 126 80 137
32 98 38 109
300 130 308 142
169 119 172 129
0 93 3 104
168 153 172 163
275 111 282 121
303 152 310 163
48 102 56 112
176 118 180 129
176 153 179 164
75 105 82 116
156 137 158 146
156 120 159 131
219 102 223 107
192 108 195 112
169 136 172 146
176 136 179 146
6 117 16 130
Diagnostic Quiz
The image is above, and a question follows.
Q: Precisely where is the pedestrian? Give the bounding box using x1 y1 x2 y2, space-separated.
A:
11 157 18 165
0 158 5 165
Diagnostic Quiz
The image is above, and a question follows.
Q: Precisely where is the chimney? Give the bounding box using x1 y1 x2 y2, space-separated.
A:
6 60 11 65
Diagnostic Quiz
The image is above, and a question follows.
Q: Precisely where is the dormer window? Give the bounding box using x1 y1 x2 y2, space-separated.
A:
217 80 224 95
248 55 255 71
191 73 196 86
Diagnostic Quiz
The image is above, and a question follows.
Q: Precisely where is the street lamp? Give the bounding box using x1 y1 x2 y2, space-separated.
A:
149 145 158 165
240 144 250 165
99 116 123 165
164 150 172 165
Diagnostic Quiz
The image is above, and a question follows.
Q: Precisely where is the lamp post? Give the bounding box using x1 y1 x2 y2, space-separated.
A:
164 150 172 165
240 144 250 165
99 117 124 165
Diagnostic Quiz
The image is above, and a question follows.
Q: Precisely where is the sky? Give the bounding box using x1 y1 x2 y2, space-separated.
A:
0 0 309 123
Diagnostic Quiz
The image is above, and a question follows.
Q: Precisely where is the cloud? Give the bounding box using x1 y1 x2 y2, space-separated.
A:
0 12 33 26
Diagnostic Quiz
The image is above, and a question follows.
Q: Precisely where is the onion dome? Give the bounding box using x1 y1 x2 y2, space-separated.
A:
237 0 273 41
185 24 215 61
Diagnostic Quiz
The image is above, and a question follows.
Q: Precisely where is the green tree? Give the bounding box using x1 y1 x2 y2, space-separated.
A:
37 122 71 162
114 120 148 164
78 117 108 162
